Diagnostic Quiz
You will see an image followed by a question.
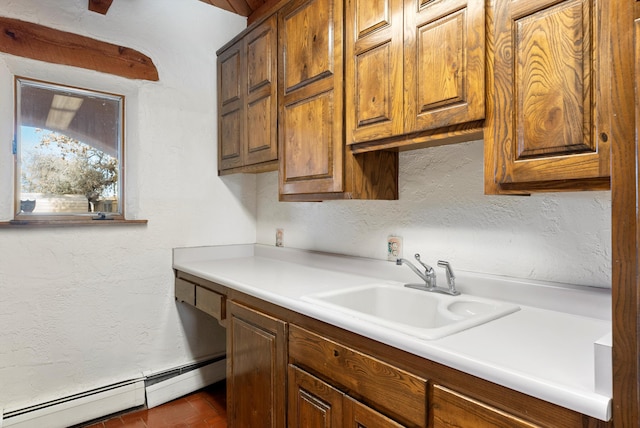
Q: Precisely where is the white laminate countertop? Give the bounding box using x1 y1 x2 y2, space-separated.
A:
173 244 612 421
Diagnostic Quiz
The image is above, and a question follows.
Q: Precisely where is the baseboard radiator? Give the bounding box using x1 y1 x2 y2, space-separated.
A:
1 355 226 428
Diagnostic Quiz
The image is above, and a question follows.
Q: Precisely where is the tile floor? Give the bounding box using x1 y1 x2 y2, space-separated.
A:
82 381 227 428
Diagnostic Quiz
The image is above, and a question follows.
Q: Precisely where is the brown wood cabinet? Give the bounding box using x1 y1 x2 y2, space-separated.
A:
484 0 611 193
289 324 427 427
346 0 485 152
431 385 540 428
226 300 287 428
174 269 611 428
218 15 279 175
277 0 398 201
289 364 406 427
174 274 226 325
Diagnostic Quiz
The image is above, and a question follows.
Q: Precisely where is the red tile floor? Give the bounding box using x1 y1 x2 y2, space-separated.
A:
82 381 226 428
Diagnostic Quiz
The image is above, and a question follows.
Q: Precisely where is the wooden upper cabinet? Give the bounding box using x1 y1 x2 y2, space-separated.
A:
345 0 404 144
278 0 398 200
485 0 611 193
218 40 244 172
217 15 278 175
345 0 485 150
245 15 279 167
278 0 345 195
404 0 485 133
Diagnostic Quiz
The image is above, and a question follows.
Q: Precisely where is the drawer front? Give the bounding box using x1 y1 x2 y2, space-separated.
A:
289 324 427 427
175 277 195 305
195 286 225 322
431 385 540 428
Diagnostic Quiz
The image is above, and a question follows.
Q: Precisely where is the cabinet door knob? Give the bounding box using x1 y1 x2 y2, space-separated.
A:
333 349 339 357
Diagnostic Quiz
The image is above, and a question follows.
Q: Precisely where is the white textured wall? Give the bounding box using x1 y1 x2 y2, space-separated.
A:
256 141 611 288
0 0 249 411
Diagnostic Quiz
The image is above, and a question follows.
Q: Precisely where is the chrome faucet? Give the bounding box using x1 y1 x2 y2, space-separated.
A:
396 254 460 295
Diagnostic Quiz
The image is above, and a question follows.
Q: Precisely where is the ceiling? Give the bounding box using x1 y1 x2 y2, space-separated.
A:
197 0 271 17
88 0 272 18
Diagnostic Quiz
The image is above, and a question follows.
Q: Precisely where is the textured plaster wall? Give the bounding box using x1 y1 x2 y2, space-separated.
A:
0 0 249 411
256 140 611 288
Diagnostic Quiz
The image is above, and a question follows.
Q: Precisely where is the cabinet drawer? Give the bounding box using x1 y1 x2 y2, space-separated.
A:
175 277 195 305
432 385 540 428
195 286 225 322
289 324 427 427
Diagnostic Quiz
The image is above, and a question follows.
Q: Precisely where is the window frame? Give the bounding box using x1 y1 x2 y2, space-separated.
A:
12 76 128 224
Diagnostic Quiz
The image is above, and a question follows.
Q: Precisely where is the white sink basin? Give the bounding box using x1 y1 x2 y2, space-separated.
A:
301 283 520 340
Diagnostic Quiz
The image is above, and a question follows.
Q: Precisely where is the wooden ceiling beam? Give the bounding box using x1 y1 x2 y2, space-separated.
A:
0 17 158 81
88 0 114 15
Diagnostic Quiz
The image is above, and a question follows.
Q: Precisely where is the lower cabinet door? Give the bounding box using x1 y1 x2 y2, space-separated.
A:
288 364 343 427
431 385 540 428
227 301 287 428
288 364 407 428
343 396 406 428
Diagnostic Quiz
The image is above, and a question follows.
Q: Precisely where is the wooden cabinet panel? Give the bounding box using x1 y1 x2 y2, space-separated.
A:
218 41 244 171
485 0 610 192
217 15 278 174
346 0 404 144
404 0 485 133
227 301 287 428
346 0 484 151
343 396 406 428
289 324 427 427
278 0 398 200
289 364 344 427
174 277 195 305
431 385 540 428
195 286 225 322
245 15 278 166
278 0 345 197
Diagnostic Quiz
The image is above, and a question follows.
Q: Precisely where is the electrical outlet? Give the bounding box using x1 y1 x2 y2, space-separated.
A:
387 236 402 261
276 228 284 247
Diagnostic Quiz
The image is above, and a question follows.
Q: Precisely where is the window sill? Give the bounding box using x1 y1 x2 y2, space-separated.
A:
0 219 148 228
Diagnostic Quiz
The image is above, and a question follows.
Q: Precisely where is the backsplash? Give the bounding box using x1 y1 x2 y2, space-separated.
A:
256 140 611 288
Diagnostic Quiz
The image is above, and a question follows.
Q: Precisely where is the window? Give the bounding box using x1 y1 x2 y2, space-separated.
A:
14 77 124 222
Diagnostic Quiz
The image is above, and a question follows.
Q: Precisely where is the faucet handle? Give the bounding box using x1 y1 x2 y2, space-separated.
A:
414 253 434 273
437 260 456 290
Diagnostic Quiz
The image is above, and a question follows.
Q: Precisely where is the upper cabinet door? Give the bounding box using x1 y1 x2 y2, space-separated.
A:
485 0 610 193
278 0 345 196
404 0 485 133
217 15 278 175
245 15 279 166
345 0 404 144
218 40 245 171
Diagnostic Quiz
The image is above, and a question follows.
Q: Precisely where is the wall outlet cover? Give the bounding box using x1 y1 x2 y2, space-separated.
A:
387 236 402 261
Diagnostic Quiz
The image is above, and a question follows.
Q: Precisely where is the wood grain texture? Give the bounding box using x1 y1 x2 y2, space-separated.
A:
278 0 345 196
404 0 485 133
226 301 287 428
345 0 404 144
431 385 540 428
485 0 610 193
289 324 427 427
343 395 406 428
289 364 344 427
610 0 639 426
218 40 245 172
245 15 279 166
218 16 278 174
88 0 114 15
0 17 158 81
